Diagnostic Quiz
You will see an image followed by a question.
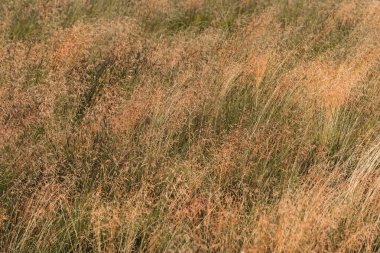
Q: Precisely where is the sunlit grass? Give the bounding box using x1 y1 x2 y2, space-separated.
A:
0 0 379 252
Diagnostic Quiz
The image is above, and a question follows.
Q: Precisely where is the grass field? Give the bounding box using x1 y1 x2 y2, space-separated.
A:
0 0 379 252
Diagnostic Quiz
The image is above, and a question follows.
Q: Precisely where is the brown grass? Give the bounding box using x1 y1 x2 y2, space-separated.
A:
0 0 380 252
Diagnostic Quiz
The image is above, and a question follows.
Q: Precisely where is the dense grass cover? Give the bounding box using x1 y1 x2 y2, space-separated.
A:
0 0 379 252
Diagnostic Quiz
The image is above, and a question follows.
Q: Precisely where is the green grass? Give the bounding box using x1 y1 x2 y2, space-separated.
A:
8 6 41 41
144 0 261 35
309 20 356 58
61 0 133 28
1 0 380 251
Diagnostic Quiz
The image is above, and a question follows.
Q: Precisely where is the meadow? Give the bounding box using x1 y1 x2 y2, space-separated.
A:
0 0 379 252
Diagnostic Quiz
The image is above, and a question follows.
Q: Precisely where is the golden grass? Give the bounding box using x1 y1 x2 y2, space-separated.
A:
0 0 380 252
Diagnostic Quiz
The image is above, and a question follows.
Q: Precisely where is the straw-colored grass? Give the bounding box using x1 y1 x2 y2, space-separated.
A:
1 0 379 252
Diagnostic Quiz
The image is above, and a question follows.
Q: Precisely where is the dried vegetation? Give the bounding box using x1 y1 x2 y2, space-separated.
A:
0 0 379 252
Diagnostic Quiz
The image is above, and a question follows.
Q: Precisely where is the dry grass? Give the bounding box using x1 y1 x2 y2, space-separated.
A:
0 0 379 252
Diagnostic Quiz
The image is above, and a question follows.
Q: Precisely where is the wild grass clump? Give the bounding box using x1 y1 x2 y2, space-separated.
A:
141 0 262 35
0 0 380 252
